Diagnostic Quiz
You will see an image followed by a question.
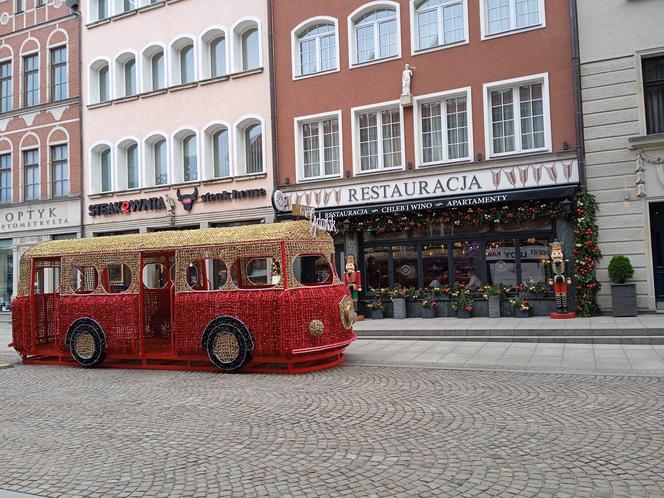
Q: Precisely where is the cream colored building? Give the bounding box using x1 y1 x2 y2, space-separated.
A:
81 0 274 236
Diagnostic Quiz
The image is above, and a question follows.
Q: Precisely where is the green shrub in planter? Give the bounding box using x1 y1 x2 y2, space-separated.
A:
608 255 637 316
608 255 634 284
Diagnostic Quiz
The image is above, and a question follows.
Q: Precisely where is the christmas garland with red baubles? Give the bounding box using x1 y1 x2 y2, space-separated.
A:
337 192 602 316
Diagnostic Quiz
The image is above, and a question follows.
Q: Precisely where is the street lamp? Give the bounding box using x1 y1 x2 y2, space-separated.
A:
561 198 573 220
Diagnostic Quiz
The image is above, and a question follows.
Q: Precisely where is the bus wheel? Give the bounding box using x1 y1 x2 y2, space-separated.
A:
69 323 105 367
204 320 252 371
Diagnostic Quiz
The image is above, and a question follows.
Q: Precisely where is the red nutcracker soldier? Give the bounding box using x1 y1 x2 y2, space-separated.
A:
344 256 364 320
547 240 576 319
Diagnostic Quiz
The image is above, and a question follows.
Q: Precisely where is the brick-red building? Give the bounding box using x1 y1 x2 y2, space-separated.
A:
271 0 582 314
0 0 81 314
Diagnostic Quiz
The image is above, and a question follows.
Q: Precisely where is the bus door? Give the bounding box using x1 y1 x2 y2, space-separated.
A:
140 252 175 351
30 258 62 350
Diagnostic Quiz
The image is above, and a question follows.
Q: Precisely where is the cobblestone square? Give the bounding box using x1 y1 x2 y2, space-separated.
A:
1 361 663 497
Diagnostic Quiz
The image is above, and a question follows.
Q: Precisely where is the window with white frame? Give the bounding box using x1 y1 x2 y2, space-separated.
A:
116 54 137 97
0 60 12 113
355 106 402 172
23 53 39 107
487 76 549 156
23 149 40 201
418 91 470 165
241 28 259 71
295 22 337 77
237 120 263 175
91 0 109 22
213 128 230 178
297 114 341 180
51 144 69 197
50 46 68 102
170 38 195 85
484 0 543 37
117 140 139 190
414 0 466 51
90 60 110 103
92 145 113 193
0 153 11 204
144 135 168 186
352 6 399 65
201 30 227 79
173 131 198 183
141 46 165 92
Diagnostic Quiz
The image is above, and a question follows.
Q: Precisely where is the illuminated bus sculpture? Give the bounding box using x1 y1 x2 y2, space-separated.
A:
10 221 357 373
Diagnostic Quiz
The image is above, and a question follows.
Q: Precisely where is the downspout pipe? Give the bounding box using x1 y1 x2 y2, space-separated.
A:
69 3 85 239
569 0 586 191
267 0 279 218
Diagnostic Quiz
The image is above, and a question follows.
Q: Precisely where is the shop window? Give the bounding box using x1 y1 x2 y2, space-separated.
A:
70 267 99 294
102 263 132 293
0 240 12 309
142 263 168 289
293 254 333 286
422 243 449 288
364 246 389 290
495 217 551 232
453 240 482 287
365 230 409 241
186 258 228 291
520 237 551 285
392 245 418 288
485 239 517 287
443 223 490 235
34 266 61 295
232 257 281 288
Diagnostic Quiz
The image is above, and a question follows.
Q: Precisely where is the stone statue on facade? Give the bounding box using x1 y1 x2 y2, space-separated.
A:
400 64 414 107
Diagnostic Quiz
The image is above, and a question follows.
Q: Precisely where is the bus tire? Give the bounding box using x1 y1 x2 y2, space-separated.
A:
203 318 253 371
68 320 106 367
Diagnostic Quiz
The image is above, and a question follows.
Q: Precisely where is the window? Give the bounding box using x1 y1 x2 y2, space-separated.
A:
51 144 69 197
352 6 399 65
414 0 466 51
293 254 334 286
94 0 109 21
123 58 136 96
298 114 341 180
36 0 45 6
643 56 664 135
296 22 337 76
50 46 68 101
102 264 132 294
90 60 110 103
142 263 168 289
141 46 165 92
233 257 281 288
355 105 402 172
154 138 168 185
0 154 11 204
418 91 470 165
123 0 136 12
15 0 24 13
96 146 112 192
486 75 549 156
169 38 196 85
151 51 165 90
71 267 99 294
210 36 226 78
212 128 229 178
126 144 139 189
182 133 197 182
0 61 12 113
117 140 139 190
186 258 228 291
23 149 39 201
115 54 136 98
242 123 263 174
484 0 543 37
34 266 61 295
23 54 39 107
179 43 195 84
241 28 260 71
0 239 12 308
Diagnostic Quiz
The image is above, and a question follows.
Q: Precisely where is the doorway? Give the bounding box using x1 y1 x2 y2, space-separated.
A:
141 252 175 354
650 203 664 308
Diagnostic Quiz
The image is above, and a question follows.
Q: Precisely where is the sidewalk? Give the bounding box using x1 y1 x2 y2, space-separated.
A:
355 315 664 344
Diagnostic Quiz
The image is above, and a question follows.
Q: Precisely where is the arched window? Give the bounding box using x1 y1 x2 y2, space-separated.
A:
212 128 230 178
241 28 259 71
126 143 139 188
414 0 466 51
233 21 260 73
99 65 109 100
117 139 139 190
141 45 165 92
173 130 198 183
170 37 196 85
237 120 263 175
123 57 136 96
90 0 109 22
295 22 337 76
90 60 110 103
210 37 226 78
351 5 399 64
144 135 168 187
91 145 113 193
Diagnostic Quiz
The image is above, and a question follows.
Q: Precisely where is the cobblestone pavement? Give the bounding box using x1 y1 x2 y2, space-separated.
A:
1 363 663 498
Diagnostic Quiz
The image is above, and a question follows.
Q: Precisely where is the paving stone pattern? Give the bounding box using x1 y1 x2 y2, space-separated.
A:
1 364 663 497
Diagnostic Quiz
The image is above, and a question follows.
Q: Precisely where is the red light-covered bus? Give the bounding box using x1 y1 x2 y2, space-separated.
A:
10 221 357 373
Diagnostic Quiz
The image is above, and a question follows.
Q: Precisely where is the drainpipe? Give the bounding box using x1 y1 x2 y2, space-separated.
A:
267 0 279 220
69 4 85 238
569 0 586 191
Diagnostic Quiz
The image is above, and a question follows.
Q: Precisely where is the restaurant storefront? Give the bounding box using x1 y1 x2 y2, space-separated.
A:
277 157 581 305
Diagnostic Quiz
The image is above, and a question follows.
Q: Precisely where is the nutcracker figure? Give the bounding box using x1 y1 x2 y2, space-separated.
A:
344 256 363 318
547 240 576 318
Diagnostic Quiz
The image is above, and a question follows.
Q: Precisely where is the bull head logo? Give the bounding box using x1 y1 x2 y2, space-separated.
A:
176 187 198 212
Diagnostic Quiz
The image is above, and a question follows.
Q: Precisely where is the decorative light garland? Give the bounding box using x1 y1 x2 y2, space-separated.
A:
572 192 602 316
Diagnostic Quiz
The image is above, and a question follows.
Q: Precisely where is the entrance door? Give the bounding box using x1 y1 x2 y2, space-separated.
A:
334 243 345 280
141 252 175 354
651 203 664 307
31 258 61 349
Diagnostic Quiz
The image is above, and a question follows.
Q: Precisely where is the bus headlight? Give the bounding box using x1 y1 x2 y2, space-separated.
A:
339 296 357 329
309 320 324 337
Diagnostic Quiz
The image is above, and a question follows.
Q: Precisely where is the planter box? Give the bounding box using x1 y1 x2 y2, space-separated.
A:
488 296 501 318
434 298 453 317
457 309 472 319
370 309 384 320
406 300 421 318
611 283 637 317
473 300 487 317
421 307 436 319
515 309 530 318
392 298 407 319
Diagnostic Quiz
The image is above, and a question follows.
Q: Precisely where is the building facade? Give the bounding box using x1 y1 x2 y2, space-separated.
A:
578 0 664 311
0 0 82 317
80 0 274 237
272 0 580 302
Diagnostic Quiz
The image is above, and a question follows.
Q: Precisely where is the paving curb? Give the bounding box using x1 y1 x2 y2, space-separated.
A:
357 334 664 344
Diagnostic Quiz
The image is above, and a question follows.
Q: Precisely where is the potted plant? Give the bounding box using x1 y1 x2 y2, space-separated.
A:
510 298 531 318
608 255 637 317
420 289 437 319
482 284 504 318
366 299 384 319
389 285 409 319
452 287 473 318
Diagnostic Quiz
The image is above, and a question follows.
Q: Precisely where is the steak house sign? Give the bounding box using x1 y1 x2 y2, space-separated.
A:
282 160 579 216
